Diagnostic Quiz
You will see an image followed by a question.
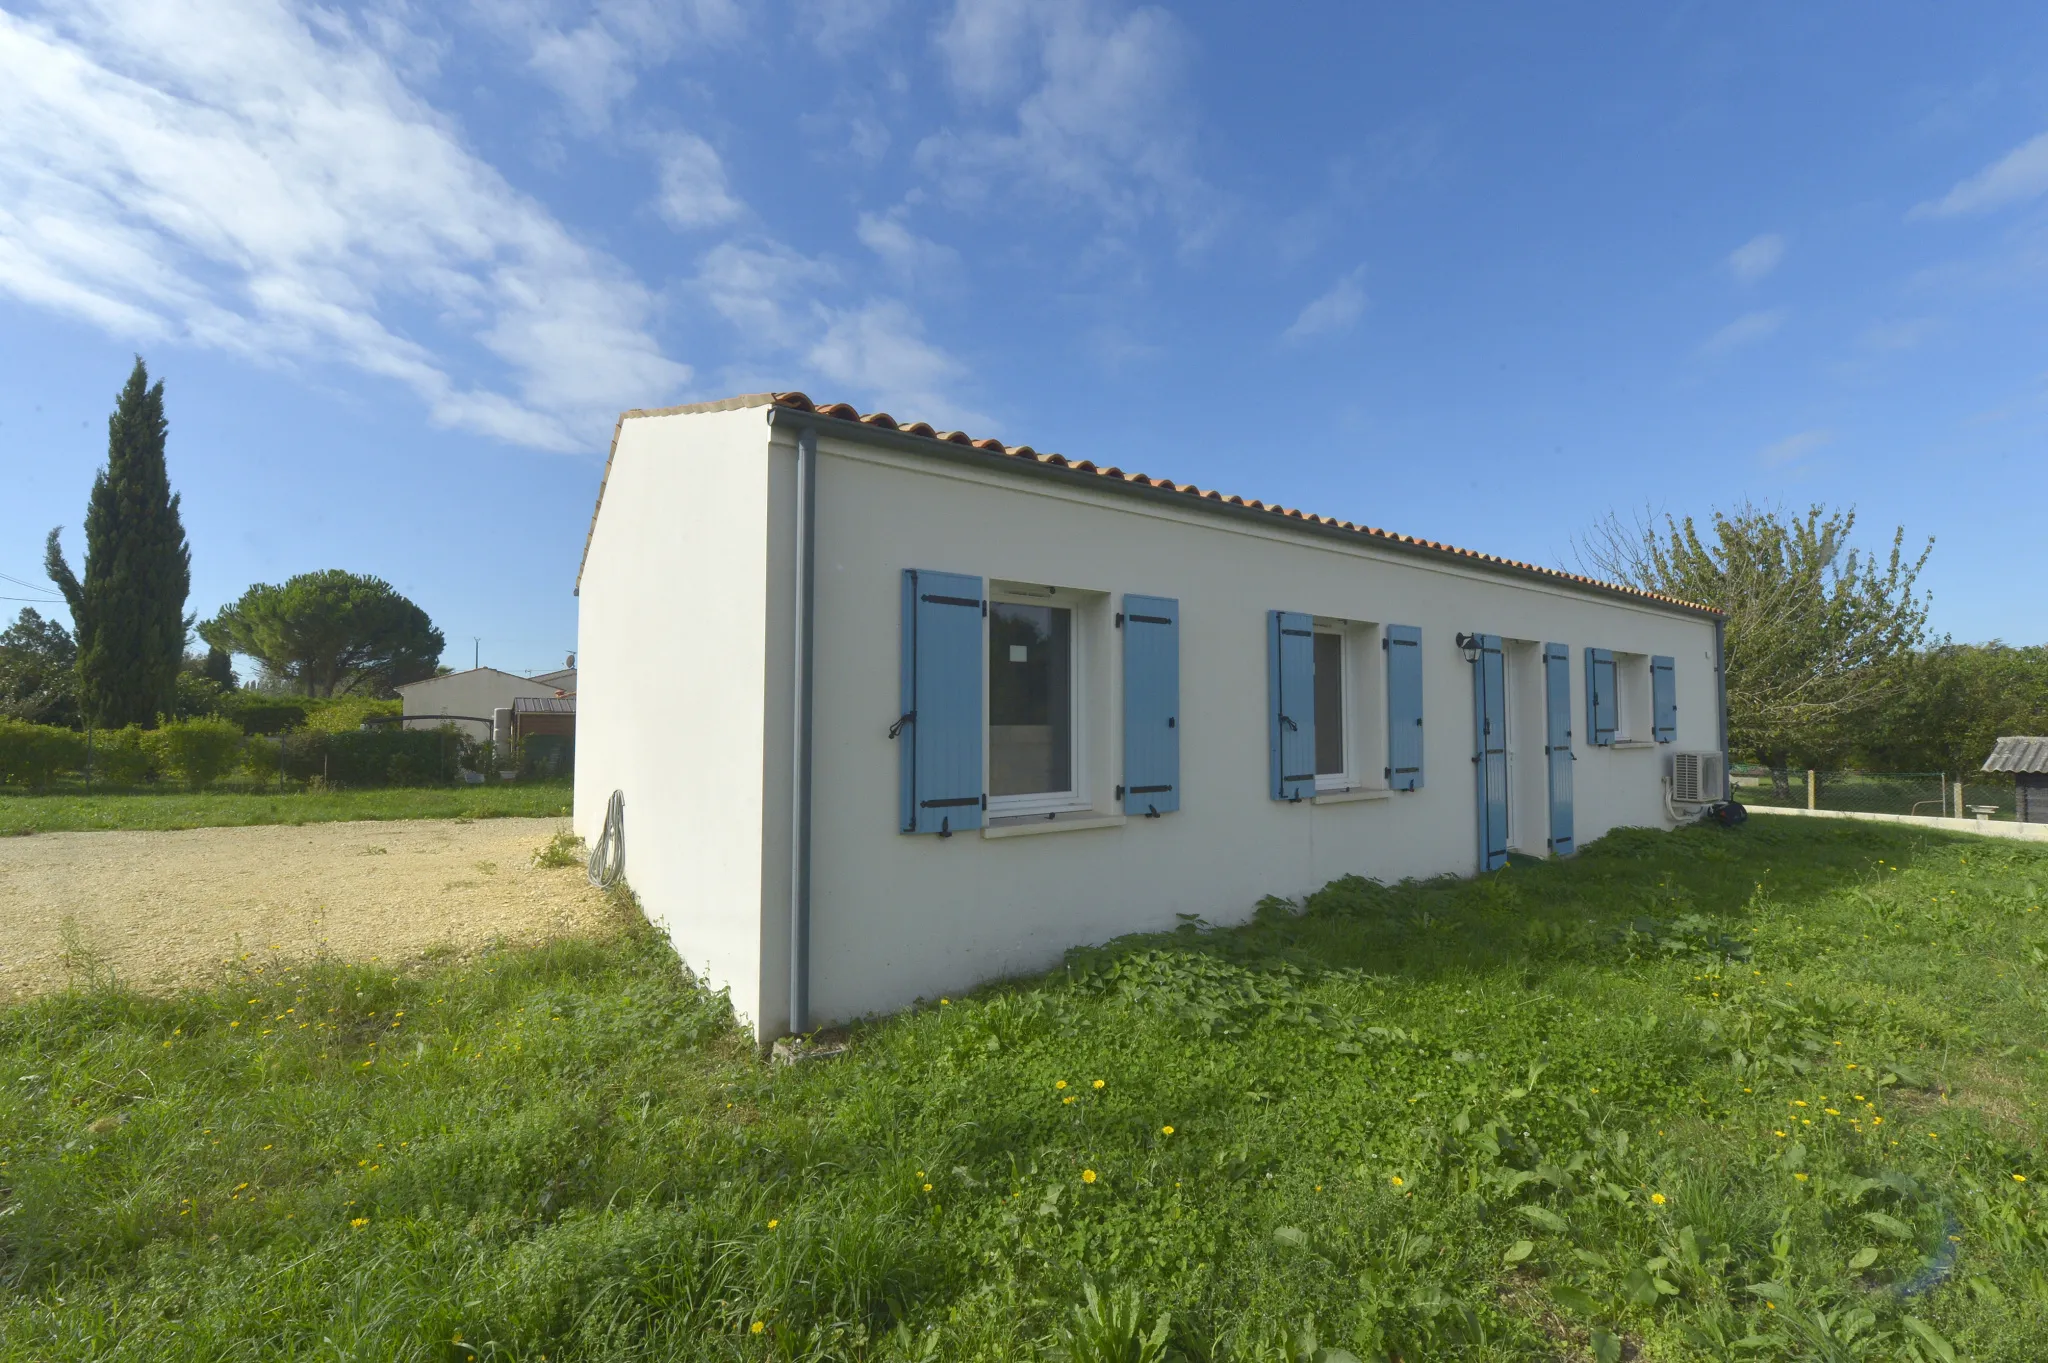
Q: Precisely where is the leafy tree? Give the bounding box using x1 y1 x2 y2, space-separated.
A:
0 608 80 728
45 358 192 728
1577 503 1932 790
1856 642 2048 774
198 570 445 698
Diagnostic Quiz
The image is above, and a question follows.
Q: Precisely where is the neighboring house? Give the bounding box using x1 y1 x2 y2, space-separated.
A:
397 665 576 742
574 392 1727 1039
1983 737 2048 823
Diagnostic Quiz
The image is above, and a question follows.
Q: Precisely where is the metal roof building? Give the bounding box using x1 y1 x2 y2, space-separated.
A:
1983 737 2048 823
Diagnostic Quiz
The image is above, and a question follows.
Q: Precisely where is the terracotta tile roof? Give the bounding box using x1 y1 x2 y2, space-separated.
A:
761 392 1720 616
574 390 1720 616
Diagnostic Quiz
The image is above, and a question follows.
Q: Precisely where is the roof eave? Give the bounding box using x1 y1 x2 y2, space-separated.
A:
762 403 1724 620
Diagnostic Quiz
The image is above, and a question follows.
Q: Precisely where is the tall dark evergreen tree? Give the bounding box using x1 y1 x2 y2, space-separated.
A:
45 358 192 727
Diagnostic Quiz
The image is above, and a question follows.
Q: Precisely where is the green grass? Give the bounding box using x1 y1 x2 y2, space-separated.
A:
6 819 2048 1361
0 781 573 835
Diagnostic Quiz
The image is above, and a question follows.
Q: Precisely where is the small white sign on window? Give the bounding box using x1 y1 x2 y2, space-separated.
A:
1009 645 1028 663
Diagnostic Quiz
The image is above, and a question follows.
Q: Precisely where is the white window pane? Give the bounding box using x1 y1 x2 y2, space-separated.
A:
989 603 1072 796
1314 631 1345 776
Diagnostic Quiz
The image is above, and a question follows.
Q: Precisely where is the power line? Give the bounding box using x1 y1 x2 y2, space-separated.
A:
0 570 58 597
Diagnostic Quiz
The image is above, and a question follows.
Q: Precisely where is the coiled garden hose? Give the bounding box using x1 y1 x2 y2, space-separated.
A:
588 789 624 890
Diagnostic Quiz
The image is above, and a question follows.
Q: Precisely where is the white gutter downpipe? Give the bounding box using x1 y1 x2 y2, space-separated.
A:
1713 617 1731 802
782 419 818 1036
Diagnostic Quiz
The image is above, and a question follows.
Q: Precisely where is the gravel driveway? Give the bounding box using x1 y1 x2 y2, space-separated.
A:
0 817 620 1000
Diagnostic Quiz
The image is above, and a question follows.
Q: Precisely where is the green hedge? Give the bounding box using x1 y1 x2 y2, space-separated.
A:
280 727 466 787
0 719 87 787
0 718 470 789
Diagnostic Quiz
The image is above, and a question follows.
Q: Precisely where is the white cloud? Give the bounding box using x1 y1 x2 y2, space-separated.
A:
1758 429 1834 467
1283 266 1367 343
856 209 962 289
793 0 897 50
1698 308 1788 358
1859 317 1940 352
1727 233 1786 284
919 0 1211 233
693 238 984 427
806 300 984 428
656 133 743 229
0 0 687 452
1913 129 2048 219
481 0 743 130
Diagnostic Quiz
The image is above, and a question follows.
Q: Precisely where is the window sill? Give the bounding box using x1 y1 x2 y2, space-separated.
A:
1312 786 1395 805
982 812 1128 839
1610 739 1658 750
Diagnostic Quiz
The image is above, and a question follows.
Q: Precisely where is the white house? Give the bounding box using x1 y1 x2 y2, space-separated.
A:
573 393 1727 1040
397 665 576 742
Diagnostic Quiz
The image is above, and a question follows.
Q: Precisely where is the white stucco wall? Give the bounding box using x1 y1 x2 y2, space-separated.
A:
574 404 784 1027
576 406 1722 1037
398 668 569 741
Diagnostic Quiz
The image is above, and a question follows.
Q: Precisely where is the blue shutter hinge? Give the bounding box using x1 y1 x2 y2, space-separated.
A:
887 711 914 739
1115 612 1123 628
1115 784 1124 800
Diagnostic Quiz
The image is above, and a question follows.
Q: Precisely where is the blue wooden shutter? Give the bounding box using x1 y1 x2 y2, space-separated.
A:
1543 642 1575 856
899 569 984 835
1267 610 1316 801
1584 647 1616 747
1651 655 1677 743
1384 624 1424 790
1122 595 1180 815
1471 634 1508 872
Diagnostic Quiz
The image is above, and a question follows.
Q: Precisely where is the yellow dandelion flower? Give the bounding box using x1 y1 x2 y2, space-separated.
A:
1093 1079 1105 1089
1082 1169 1097 1184
1063 1095 1076 1104
751 1321 765 1335
350 1217 368 1228
2015 1175 2028 1183
1161 1125 1174 1136
1389 1175 1404 1187
1650 1192 1667 1205
1792 1100 1808 1108
767 1219 779 1229
1794 1173 1809 1182
940 998 950 1005
1825 1109 1841 1116
1055 1080 1067 1090
923 1183 932 1192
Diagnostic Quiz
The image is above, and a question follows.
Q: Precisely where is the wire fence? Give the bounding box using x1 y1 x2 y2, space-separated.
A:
1730 766 2019 820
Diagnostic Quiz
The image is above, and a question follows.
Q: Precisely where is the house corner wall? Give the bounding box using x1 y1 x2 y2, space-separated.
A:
575 407 778 1034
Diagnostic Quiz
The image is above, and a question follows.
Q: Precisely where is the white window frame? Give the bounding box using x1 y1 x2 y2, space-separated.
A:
1313 619 1356 793
1613 652 1650 743
986 582 1091 818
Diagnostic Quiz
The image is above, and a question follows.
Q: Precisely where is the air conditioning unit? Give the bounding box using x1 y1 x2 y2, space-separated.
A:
1670 750 1725 805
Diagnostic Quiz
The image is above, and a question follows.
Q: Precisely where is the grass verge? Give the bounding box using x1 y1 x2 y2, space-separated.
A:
4 818 2046 1360
0 781 573 836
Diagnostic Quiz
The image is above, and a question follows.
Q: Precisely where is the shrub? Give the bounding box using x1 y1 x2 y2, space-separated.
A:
90 726 159 785
153 717 246 790
302 695 403 733
216 693 307 736
0 719 86 787
241 735 283 783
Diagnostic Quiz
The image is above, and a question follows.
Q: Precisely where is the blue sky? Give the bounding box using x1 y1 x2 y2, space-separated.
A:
3 0 2047 676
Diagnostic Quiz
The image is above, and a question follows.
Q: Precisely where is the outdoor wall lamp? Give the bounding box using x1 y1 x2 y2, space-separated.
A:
1456 632 1481 663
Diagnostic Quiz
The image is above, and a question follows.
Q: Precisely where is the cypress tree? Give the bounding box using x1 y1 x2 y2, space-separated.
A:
44 358 192 728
